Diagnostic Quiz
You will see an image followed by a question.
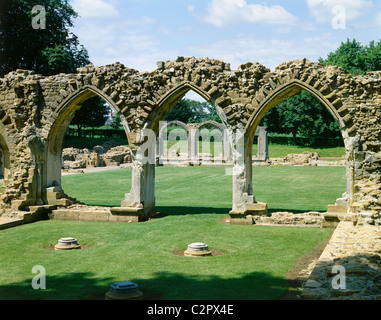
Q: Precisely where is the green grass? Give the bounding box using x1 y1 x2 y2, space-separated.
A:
0 166 343 300
263 144 345 158
61 166 346 213
63 134 345 159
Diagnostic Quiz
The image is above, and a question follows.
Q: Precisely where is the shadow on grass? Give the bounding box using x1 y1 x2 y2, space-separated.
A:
0 270 297 300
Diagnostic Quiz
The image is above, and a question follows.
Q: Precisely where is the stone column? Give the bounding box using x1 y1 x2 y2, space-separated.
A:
222 128 232 164
121 129 156 220
157 122 166 165
27 136 46 206
229 130 268 225
188 124 199 166
257 126 269 161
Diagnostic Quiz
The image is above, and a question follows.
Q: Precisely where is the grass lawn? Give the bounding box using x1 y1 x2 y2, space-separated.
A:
63 134 345 159
163 141 346 159
0 166 344 300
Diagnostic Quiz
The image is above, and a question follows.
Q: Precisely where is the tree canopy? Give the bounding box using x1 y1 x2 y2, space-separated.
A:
319 38 381 75
71 97 109 137
166 98 222 124
0 0 90 77
261 90 340 145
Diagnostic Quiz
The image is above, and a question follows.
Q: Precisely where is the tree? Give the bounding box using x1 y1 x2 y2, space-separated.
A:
166 98 222 123
319 38 381 75
71 97 109 138
111 113 122 129
166 99 195 123
0 0 90 77
262 90 340 145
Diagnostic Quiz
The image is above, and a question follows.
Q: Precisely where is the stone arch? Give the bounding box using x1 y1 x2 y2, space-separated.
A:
157 120 190 165
147 81 229 134
245 79 348 140
195 121 230 163
45 85 130 191
239 78 353 220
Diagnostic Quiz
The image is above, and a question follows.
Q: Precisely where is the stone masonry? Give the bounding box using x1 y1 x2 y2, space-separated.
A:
0 57 379 226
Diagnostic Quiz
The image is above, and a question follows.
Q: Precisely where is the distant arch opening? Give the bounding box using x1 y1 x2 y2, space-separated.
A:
245 81 349 215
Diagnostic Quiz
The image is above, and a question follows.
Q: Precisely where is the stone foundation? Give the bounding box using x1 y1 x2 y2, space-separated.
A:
301 221 381 300
49 205 147 223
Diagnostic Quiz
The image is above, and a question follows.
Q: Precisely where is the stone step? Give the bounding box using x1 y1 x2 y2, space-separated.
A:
46 192 64 200
322 212 340 228
0 217 25 230
246 202 268 216
47 198 73 207
327 205 348 214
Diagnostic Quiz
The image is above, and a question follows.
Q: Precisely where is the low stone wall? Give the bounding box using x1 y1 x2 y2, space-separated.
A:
62 142 133 170
49 204 144 223
301 221 381 300
253 211 324 227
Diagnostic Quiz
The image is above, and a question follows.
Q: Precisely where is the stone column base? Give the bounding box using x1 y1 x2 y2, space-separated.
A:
228 210 254 225
110 207 146 223
228 202 268 225
105 290 144 300
184 249 212 257
246 202 268 216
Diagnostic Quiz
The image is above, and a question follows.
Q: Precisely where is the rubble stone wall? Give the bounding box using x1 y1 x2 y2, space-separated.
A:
0 57 379 224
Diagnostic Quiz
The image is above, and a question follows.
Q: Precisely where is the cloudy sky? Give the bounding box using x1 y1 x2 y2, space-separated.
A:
69 0 381 73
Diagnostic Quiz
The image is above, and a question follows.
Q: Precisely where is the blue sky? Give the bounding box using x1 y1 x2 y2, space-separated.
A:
69 0 381 73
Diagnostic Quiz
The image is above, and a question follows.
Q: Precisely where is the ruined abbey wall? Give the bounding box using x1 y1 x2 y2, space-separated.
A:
0 57 380 225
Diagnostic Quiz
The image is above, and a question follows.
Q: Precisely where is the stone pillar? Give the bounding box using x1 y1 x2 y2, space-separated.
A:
122 129 156 220
229 131 268 225
27 136 46 206
223 129 232 163
257 126 269 161
157 122 166 165
188 124 199 166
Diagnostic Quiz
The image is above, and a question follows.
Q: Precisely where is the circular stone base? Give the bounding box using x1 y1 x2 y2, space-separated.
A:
54 244 81 251
105 290 144 300
184 249 212 257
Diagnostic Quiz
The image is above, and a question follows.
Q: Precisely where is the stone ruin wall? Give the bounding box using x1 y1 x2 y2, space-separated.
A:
0 57 379 224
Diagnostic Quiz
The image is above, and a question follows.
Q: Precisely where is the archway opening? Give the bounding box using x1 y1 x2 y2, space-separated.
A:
247 85 348 215
46 89 131 208
154 88 232 216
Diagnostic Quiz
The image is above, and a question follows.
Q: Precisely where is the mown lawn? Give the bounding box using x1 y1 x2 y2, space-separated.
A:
0 166 344 300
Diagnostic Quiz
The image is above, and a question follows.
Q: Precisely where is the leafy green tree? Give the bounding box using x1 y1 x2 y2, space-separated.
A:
167 98 222 123
111 113 122 129
166 99 195 123
319 38 381 75
364 40 381 72
71 97 109 138
262 90 340 145
0 0 90 77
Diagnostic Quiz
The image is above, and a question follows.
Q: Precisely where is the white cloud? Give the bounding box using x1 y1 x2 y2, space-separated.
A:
306 0 373 24
72 19 178 71
72 0 119 18
187 35 338 71
204 0 297 27
377 12 381 25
